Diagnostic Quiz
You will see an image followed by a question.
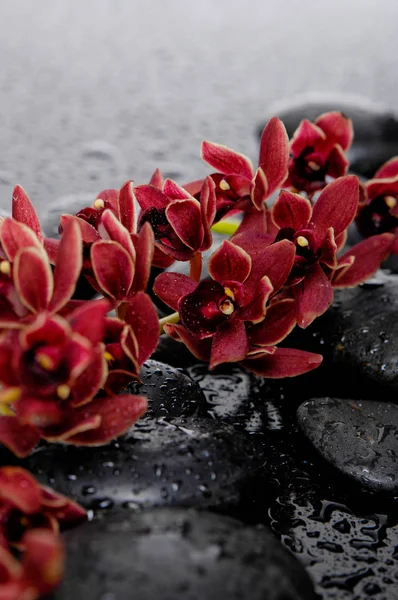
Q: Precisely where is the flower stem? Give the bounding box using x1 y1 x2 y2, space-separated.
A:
159 311 180 334
189 253 202 281
211 221 239 236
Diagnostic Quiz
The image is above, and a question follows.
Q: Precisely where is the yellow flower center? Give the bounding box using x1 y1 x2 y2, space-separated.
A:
57 384 71 400
308 161 321 171
385 195 397 209
93 198 105 210
219 298 235 315
296 235 309 248
219 179 231 191
0 260 11 275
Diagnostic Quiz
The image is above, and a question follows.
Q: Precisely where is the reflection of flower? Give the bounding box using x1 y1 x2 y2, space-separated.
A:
356 157 398 254
0 466 86 600
200 117 289 220
285 112 353 196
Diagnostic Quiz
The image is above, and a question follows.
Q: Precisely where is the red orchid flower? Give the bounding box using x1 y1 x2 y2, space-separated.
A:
0 218 82 329
0 302 148 457
154 238 297 369
61 181 155 307
134 176 216 277
200 117 289 221
0 467 85 600
355 157 398 254
285 112 353 196
270 176 359 327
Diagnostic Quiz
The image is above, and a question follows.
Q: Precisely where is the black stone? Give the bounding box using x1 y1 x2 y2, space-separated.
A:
15 416 263 512
258 95 398 178
51 508 316 600
297 397 398 494
125 359 207 418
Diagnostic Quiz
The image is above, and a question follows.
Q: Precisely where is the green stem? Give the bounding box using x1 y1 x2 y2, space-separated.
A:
159 311 180 334
211 221 239 236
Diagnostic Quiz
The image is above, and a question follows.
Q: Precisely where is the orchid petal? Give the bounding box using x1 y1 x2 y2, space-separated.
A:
290 119 326 156
149 168 164 188
153 272 197 311
166 199 204 250
125 292 159 365
68 299 110 345
134 185 170 211
293 263 334 328
14 247 53 313
130 222 154 294
118 181 135 233
49 219 83 313
163 179 192 200
209 240 252 284
327 144 349 178
164 324 212 362
251 167 269 210
12 185 43 242
238 275 273 323
0 417 41 457
272 190 312 230
248 298 297 346
242 347 322 378
210 320 249 369
99 209 136 256
258 117 289 195
43 238 60 264
201 141 253 179
311 175 359 238
315 111 353 151
1 218 42 261
246 239 295 295
70 345 106 407
0 467 42 513
60 214 100 244
91 241 134 302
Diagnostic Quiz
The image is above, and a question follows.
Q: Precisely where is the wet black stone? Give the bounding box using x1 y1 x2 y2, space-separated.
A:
51 508 316 600
15 416 263 512
258 95 398 178
124 359 207 418
297 397 398 494
285 271 398 399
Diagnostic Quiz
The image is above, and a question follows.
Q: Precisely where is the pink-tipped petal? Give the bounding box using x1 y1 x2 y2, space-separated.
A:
14 247 53 313
201 141 253 179
60 214 100 244
272 190 312 230
166 199 204 250
0 418 41 457
134 185 170 211
208 240 252 284
243 347 323 378
153 272 198 310
293 263 334 328
366 175 398 200
91 241 134 302
248 298 297 346
163 179 192 200
315 111 353 151
258 117 289 195
125 292 159 365
251 167 269 210
130 222 154 294
99 209 135 256
49 219 83 313
12 185 43 242
0 218 42 261
373 156 398 179
290 119 326 156
319 227 338 268
332 232 395 288
118 181 135 233
246 239 295 294
210 320 249 369
149 168 164 188
200 176 217 228
311 175 359 238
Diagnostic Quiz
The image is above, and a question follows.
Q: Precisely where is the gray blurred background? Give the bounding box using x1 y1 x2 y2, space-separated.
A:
1 0 397 225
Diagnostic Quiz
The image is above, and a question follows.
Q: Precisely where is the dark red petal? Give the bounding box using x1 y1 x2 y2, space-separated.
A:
68 299 110 345
49 218 82 313
290 119 326 157
91 241 134 301
251 167 269 210
200 175 217 232
20 312 67 349
125 292 159 365
12 185 43 242
151 245 176 268
319 227 337 268
0 218 42 261
238 276 273 323
16 397 64 428
311 175 359 238
335 230 347 252
166 199 204 250
153 272 197 311
210 320 249 369
14 247 53 313
332 233 395 288
315 111 353 151
246 239 295 294
248 298 297 346
242 347 322 377
43 238 60 264
366 174 398 200
60 214 100 244
327 144 349 178
272 190 312 230
374 156 398 179
59 394 148 445
0 417 41 457
209 240 252 284
183 179 204 196
149 168 164 188
201 141 253 179
258 117 289 195
293 263 334 328
163 179 191 200
70 345 106 407
100 209 135 256
129 223 154 294
231 208 272 258
0 467 42 513
134 185 170 211
21 528 65 595
118 181 135 233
